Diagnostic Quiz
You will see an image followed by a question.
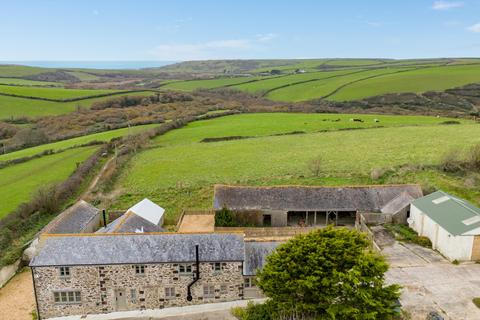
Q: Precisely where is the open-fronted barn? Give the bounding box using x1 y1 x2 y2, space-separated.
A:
214 184 423 227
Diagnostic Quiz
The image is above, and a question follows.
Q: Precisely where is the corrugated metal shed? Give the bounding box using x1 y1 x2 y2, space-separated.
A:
412 191 480 236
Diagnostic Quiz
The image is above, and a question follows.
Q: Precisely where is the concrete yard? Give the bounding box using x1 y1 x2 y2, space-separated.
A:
384 240 480 319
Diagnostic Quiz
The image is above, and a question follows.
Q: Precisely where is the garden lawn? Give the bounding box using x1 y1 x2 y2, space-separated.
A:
0 123 160 162
0 145 98 218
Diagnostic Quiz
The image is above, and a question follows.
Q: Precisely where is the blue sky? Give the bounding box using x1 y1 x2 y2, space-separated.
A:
1 0 480 61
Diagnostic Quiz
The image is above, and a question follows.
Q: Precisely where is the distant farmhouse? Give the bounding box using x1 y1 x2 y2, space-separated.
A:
214 184 422 227
409 190 480 261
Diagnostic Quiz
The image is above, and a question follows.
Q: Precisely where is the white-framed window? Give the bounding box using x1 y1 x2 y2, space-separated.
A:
244 277 256 288
165 287 175 299
130 289 137 303
135 265 145 275
211 262 221 272
53 291 81 304
220 284 228 294
203 284 215 298
58 266 70 278
178 264 193 275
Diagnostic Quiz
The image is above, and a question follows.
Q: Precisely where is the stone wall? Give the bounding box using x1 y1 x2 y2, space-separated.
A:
33 261 244 319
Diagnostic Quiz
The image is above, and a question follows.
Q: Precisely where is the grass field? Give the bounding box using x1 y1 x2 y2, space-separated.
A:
0 85 120 100
161 76 266 91
328 64 480 101
0 78 61 86
112 113 480 223
0 123 160 163
0 145 98 218
0 65 54 77
265 67 414 101
0 91 155 119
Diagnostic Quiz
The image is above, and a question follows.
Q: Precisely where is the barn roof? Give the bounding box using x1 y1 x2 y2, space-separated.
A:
412 191 480 236
98 211 165 234
214 184 423 213
243 241 282 275
30 233 245 267
42 200 100 234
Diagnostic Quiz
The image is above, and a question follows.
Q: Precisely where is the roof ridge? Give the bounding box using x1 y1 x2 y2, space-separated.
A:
214 183 421 189
42 231 246 238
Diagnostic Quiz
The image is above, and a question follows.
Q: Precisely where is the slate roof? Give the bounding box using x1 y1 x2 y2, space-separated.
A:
43 200 100 234
243 241 282 275
97 212 165 234
381 192 415 214
31 233 245 267
412 191 480 236
214 184 423 213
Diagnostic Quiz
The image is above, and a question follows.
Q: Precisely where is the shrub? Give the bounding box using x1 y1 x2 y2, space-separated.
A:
231 301 274 320
439 149 463 173
466 143 480 170
414 236 432 248
215 207 236 227
452 259 460 265
371 167 386 180
473 297 480 309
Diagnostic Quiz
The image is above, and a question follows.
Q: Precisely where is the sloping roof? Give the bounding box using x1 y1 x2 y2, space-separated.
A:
31 233 245 267
114 213 165 233
43 200 100 234
243 241 282 275
214 184 423 213
381 192 415 214
412 191 480 236
127 198 165 226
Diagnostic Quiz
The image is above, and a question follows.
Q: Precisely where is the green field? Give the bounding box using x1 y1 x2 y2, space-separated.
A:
265 67 414 101
0 85 120 100
0 78 61 86
0 91 155 119
328 64 480 101
0 123 160 162
0 145 98 218
161 76 266 91
112 113 480 223
0 65 54 77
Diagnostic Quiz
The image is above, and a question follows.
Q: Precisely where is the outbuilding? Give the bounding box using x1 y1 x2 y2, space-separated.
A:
409 190 480 261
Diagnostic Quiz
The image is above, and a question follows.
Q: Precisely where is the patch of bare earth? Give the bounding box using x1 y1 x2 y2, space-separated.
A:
0 270 35 320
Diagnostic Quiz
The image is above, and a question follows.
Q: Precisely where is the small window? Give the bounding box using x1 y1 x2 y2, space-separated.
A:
135 265 145 275
211 262 221 272
178 264 193 275
220 284 228 294
203 284 215 298
130 289 137 303
244 277 256 288
58 267 70 278
165 287 175 299
53 291 81 304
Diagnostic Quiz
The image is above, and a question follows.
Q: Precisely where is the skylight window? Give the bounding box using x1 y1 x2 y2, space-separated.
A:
462 216 480 226
432 196 450 204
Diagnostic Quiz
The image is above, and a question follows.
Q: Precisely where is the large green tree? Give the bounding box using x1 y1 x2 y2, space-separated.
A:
256 227 401 320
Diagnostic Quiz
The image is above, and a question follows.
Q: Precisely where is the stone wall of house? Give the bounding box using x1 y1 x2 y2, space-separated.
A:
33 262 244 319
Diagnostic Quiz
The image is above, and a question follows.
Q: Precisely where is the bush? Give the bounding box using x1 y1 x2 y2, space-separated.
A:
232 301 275 320
473 297 480 309
385 224 432 248
215 207 236 227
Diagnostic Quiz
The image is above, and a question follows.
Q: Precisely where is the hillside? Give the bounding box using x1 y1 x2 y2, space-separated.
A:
107 113 480 224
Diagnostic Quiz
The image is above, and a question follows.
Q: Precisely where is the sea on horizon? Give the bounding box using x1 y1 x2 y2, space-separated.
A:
0 61 177 70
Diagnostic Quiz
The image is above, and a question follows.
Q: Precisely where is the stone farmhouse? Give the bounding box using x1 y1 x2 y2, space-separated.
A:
409 190 480 262
213 184 423 227
31 233 278 319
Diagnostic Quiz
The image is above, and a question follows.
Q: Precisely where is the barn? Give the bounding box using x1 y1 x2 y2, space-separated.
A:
213 184 422 227
409 190 480 262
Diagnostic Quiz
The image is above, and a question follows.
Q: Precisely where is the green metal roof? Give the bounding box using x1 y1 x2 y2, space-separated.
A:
412 191 480 236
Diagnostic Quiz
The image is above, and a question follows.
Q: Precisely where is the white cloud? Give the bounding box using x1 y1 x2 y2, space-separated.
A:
432 1 464 10
467 23 480 33
366 21 382 27
149 34 278 60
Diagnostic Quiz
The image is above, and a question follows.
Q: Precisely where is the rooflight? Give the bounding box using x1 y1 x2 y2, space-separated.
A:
432 196 450 204
462 216 480 226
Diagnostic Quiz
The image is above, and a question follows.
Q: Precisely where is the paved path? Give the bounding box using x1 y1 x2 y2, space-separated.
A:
384 241 480 319
49 299 265 320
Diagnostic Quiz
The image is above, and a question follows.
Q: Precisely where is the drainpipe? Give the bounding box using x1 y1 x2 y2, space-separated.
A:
102 209 107 228
186 245 200 301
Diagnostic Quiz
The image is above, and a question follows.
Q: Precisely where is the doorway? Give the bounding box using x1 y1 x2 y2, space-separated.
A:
263 214 272 227
115 289 127 311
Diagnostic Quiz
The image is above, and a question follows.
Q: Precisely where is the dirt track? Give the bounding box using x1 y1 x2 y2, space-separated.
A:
0 270 35 320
